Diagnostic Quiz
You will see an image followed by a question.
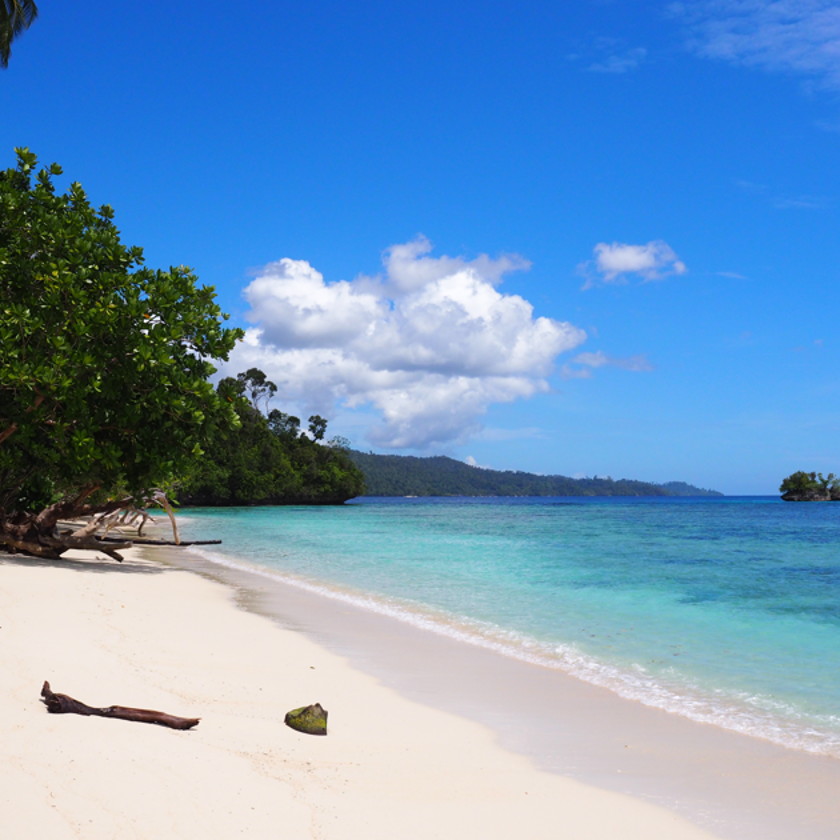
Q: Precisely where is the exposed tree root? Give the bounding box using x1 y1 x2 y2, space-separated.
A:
0 490 202 562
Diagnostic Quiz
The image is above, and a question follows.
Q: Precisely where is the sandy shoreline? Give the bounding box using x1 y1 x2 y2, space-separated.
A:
1 547 837 839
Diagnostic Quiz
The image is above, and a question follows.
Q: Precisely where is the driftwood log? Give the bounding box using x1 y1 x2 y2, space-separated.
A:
40 681 199 730
96 535 222 547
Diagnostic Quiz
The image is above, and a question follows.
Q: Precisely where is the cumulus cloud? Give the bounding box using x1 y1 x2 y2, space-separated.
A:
671 0 840 90
244 258 383 348
562 351 653 379
223 238 586 449
378 236 531 293
579 240 687 287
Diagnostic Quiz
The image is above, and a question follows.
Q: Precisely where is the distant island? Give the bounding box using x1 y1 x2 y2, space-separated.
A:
779 471 840 502
348 452 722 498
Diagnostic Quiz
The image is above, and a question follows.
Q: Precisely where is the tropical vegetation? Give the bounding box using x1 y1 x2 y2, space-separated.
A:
177 369 365 506
0 149 372 557
0 150 365 560
779 471 840 501
0 0 38 68
0 149 243 557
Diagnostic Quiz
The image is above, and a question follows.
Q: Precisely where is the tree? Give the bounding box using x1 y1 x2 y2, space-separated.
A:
178 371 365 506
779 471 840 501
179 389 296 505
216 375 246 403
0 149 243 557
236 367 277 412
1 1 38 68
308 414 327 441
267 409 300 439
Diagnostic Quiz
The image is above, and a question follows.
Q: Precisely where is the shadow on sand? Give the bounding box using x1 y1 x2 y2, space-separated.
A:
0 550 168 575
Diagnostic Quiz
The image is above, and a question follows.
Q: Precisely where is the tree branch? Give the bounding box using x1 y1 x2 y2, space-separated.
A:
0 393 45 446
34 494 131 533
42 533 131 562
0 422 19 446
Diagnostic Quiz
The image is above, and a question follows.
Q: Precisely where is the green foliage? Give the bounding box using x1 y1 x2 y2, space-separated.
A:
347 452 722 497
779 471 839 499
0 1 38 68
307 414 327 441
178 373 365 505
267 409 300 439
658 481 721 497
780 471 819 493
237 367 277 411
0 148 243 515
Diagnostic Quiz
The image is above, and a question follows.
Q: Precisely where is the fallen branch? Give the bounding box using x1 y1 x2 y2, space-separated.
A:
40 681 200 730
46 533 132 562
96 535 222 547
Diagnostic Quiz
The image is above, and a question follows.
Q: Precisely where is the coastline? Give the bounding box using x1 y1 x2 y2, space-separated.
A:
1 547 837 839
169 544 840 840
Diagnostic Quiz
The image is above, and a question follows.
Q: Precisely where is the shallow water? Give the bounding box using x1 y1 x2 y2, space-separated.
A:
175 496 840 757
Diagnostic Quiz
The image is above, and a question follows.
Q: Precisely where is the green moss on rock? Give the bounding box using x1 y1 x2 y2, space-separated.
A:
284 703 328 736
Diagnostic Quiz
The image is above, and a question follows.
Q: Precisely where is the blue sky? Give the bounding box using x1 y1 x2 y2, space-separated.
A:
3 1 840 494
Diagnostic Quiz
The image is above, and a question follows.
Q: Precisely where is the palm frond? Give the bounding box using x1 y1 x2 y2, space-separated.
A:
0 1 39 68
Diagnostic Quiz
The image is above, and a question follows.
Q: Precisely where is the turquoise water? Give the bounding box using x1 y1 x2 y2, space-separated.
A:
176 496 840 756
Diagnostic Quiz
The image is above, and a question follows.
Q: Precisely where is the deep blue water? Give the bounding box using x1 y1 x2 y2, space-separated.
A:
175 496 840 756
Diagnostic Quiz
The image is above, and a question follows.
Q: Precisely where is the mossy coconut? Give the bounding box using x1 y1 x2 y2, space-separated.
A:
284 703 328 735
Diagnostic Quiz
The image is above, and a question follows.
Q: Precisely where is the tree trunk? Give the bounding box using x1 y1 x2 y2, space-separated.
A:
1 495 144 560
0 491 205 561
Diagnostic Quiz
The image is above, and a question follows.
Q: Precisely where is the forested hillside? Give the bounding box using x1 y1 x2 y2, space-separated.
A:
348 452 721 497
177 370 365 506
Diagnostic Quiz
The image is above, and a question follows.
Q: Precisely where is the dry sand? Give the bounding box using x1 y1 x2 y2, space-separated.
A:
0 547 722 840
1 546 837 839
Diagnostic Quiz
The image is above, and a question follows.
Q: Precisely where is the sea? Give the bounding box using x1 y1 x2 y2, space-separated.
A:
174 496 840 758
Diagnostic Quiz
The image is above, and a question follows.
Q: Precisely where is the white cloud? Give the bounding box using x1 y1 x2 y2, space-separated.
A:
588 47 648 74
671 0 840 90
244 258 383 348
579 240 687 287
567 36 648 75
734 178 830 210
562 351 653 379
379 235 531 293
223 238 586 449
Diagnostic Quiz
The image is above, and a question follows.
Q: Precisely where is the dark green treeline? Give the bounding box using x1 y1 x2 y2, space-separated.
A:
178 370 364 506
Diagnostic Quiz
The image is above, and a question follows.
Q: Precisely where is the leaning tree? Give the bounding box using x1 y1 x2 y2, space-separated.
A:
0 149 243 559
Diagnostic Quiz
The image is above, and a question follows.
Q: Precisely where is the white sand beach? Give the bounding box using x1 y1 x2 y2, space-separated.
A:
1 546 838 839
